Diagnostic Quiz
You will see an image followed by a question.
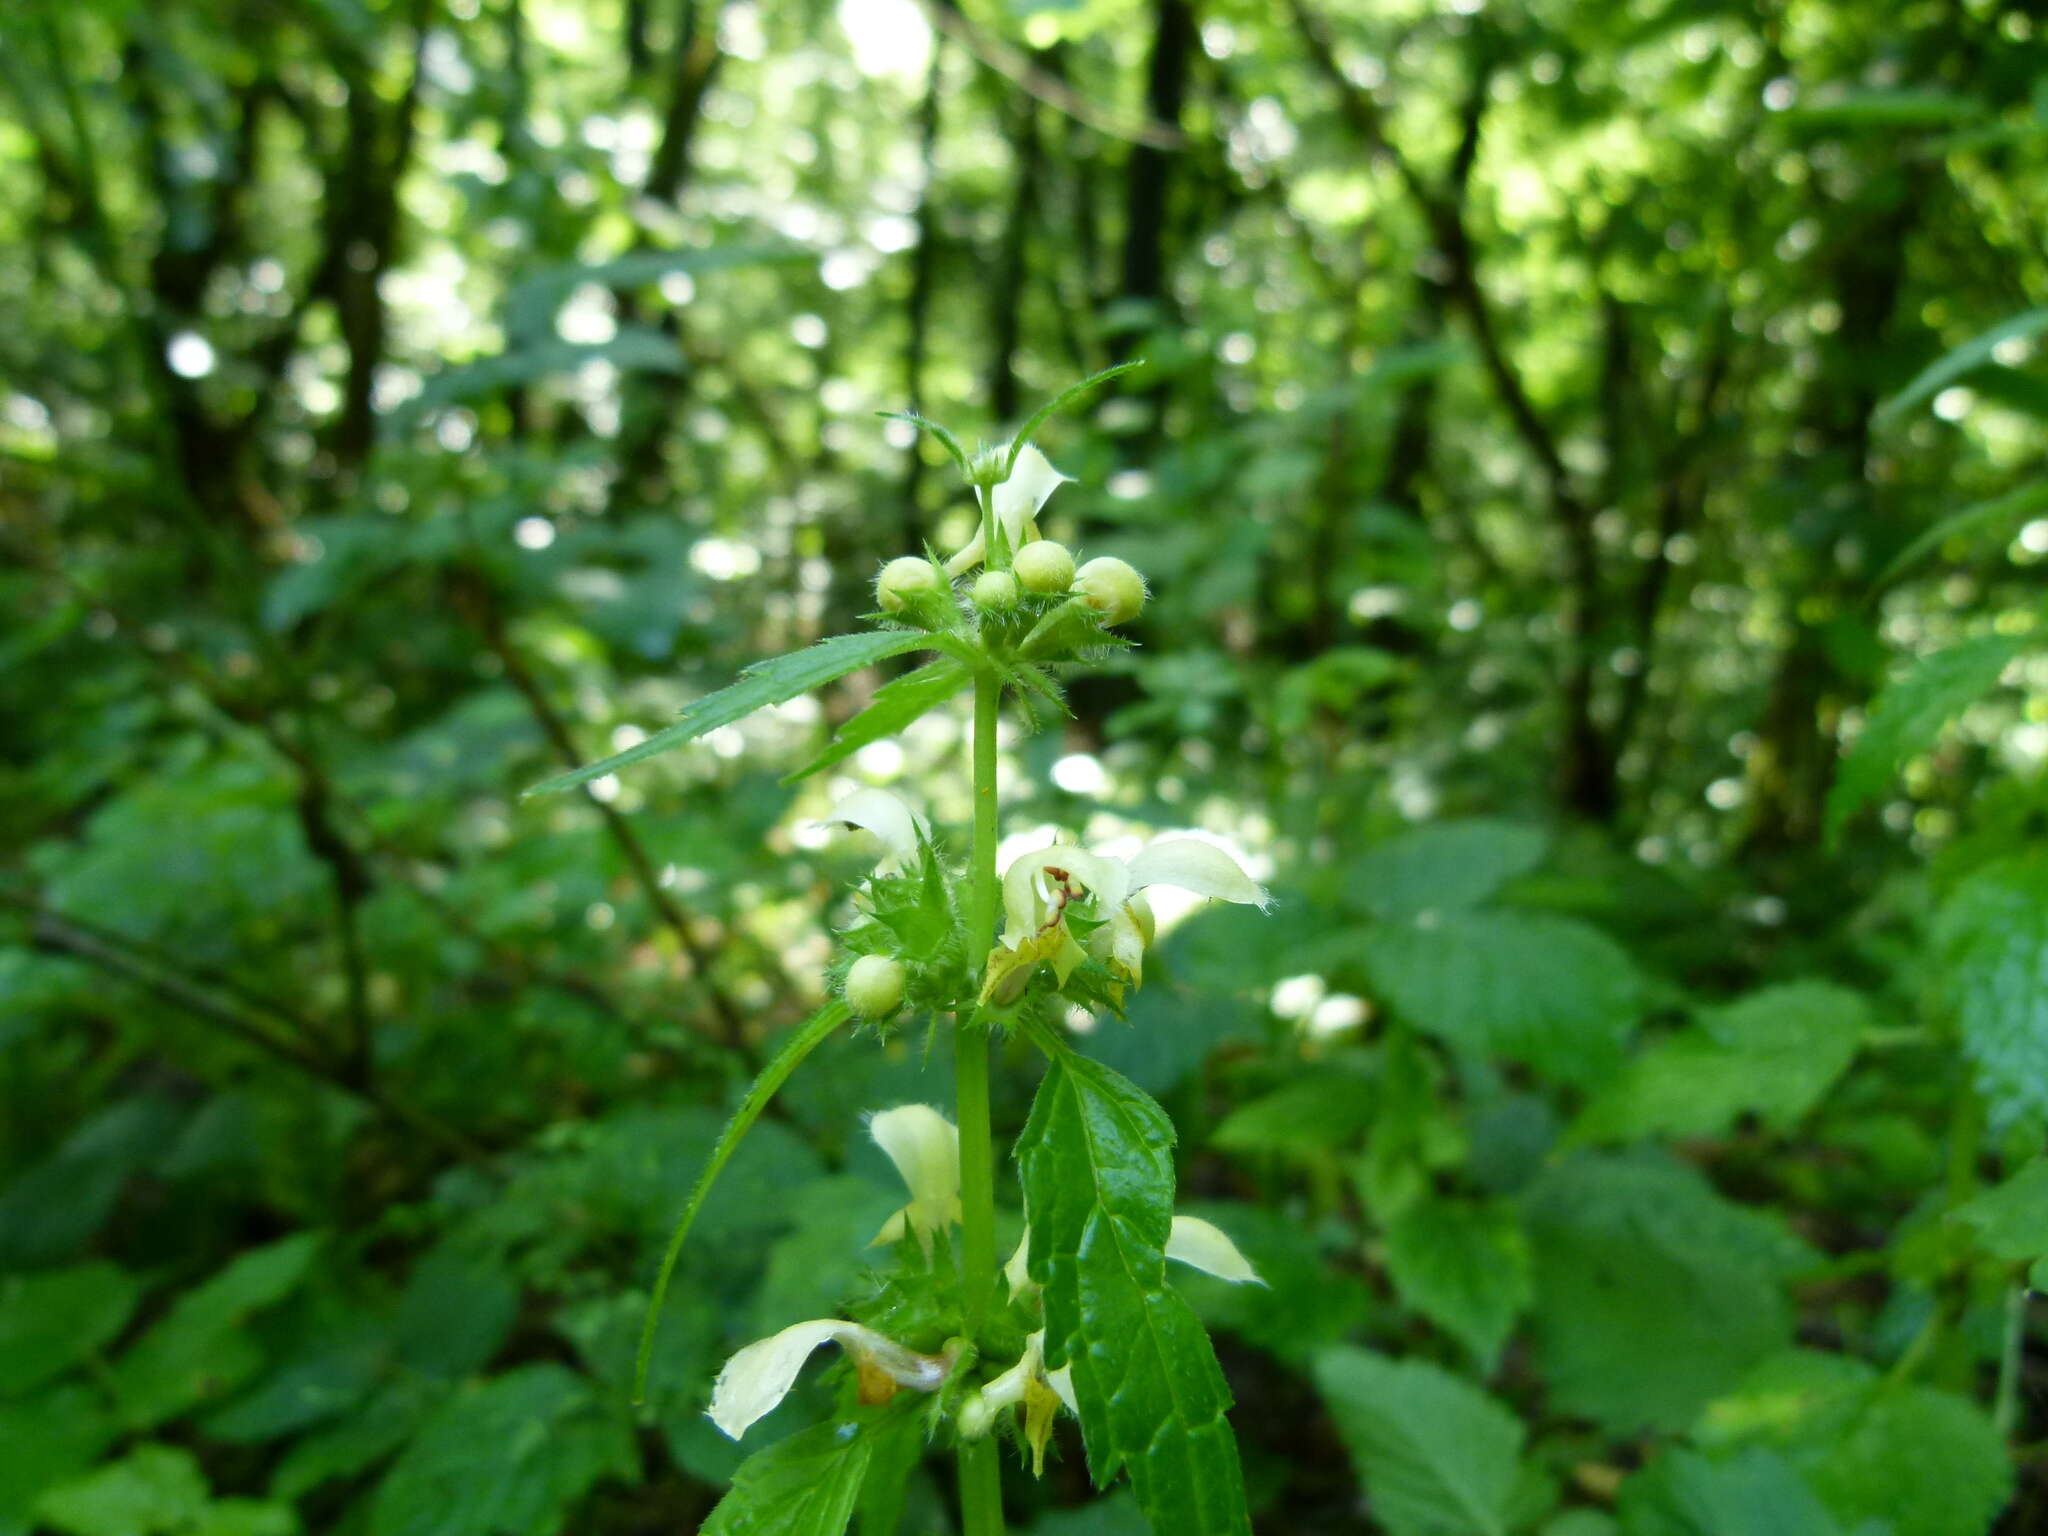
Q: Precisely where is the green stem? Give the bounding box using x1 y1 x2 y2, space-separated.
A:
1995 1283 2027 1440
955 667 1005 1536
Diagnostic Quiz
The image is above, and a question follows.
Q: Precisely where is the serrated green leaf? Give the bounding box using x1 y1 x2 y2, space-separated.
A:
1361 911 1644 1083
782 658 971 783
1951 1157 2048 1262
1938 855 2048 1127
1346 820 1551 919
1016 1048 1251 1536
110 1233 324 1430
0 1262 137 1396
1694 1351 2012 1536
525 632 939 796
367 1365 635 1536
394 1245 520 1380
1826 634 2028 840
0 1384 116 1529
36 1445 210 1536
1876 308 2048 425
1312 1347 1523 1536
1209 1068 1372 1156
1383 1199 1532 1369
1616 1447 1846 1536
268 1380 437 1501
700 1418 877 1536
1523 1155 1813 1433
1572 982 1868 1144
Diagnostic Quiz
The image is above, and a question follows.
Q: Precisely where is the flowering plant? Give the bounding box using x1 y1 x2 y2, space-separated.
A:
528 366 1266 1535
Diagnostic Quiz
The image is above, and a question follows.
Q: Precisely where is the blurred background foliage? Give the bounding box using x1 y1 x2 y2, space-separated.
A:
3 0 2048 1531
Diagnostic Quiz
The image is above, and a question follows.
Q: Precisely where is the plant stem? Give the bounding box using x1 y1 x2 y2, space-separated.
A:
955 666 1005 1536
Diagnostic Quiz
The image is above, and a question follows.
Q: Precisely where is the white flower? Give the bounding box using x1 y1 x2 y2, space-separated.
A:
958 1329 1077 1475
984 837 1268 1000
1004 1214 1262 1295
708 1318 946 1440
946 444 1074 576
867 1104 962 1253
818 787 926 868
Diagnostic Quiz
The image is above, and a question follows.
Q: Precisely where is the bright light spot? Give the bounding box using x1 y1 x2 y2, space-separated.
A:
1992 335 2033 367
166 332 217 379
866 214 918 253
586 900 615 929
1201 20 1236 57
856 739 905 777
610 724 648 752
1218 332 1255 365
1065 1005 1098 1035
1447 599 1482 631
1762 76 1797 111
1307 994 1369 1038
556 283 617 345
1932 386 1974 422
589 775 621 803
691 536 761 580
514 516 556 550
1108 470 1151 501
1706 776 1745 810
791 314 828 348
821 250 869 290
2019 519 2048 554
1270 974 1326 1020
838 0 931 80
435 412 475 452
659 272 696 305
1349 586 1405 621
705 726 745 759
883 417 918 449
1052 754 1109 796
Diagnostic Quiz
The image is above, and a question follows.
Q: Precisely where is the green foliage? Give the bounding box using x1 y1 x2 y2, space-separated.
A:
0 1262 137 1396
699 1418 880 1536
1381 1198 1533 1369
1937 855 2048 1126
1016 1049 1250 1535
1313 1348 1526 1536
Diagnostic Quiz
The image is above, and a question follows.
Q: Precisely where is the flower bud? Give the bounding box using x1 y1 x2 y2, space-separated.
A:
1074 556 1146 626
972 569 1020 613
846 953 906 1018
876 556 946 616
1013 540 1075 595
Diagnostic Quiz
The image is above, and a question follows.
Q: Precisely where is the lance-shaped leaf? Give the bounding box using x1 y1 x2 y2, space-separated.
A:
783 658 972 784
524 631 938 797
1016 1047 1251 1536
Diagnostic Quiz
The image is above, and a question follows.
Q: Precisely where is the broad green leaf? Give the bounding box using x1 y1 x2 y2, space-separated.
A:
1695 1352 2011 1536
1572 982 1867 1144
1523 1155 1812 1433
0 1262 137 1396
36 1445 210 1536
1382 1198 1532 1369
1875 308 2048 425
1016 1049 1251 1536
110 1233 323 1430
700 1419 878 1536
1939 855 2048 1126
1346 820 1551 919
637 1003 851 1401
1951 1156 2048 1261
269 1380 437 1501
1825 634 2028 840
1312 1347 1523 1536
1210 1067 1372 1156
782 657 972 784
0 1384 116 1529
367 1365 635 1536
0 1097 186 1269
191 1502 298 1536
1873 481 2048 591
1616 1448 1845 1536
1361 910 1645 1082
524 633 938 796
201 1303 388 1443
394 1245 520 1379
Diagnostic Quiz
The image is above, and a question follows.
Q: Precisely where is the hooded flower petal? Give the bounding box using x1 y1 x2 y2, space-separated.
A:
819 788 926 868
946 443 1074 575
867 1105 961 1252
999 844 1131 944
1086 892 1155 986
708 1319 943 1440
1166 1215 1265 1286
1126 838 1269 910
1004 1227 1035 1296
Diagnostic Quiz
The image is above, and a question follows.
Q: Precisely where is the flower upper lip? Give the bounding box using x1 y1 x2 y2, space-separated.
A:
945 443 1074 576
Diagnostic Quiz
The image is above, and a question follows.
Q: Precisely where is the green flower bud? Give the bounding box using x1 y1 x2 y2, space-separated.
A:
846 953 906 1018
1073 556 1146 626
972 569 1020 613
875 556 946 618
1013 540 1075 595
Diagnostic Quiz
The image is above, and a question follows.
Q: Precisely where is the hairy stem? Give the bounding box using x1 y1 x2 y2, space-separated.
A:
955 667 1005 1536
